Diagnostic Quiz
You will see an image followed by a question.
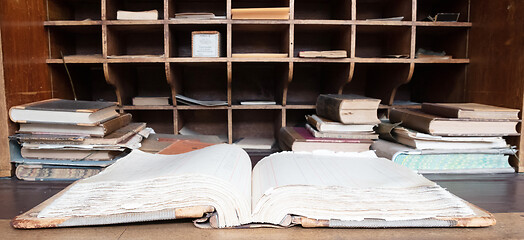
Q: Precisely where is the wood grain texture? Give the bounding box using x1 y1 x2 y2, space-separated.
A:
0 28 10 177
467 0 524 171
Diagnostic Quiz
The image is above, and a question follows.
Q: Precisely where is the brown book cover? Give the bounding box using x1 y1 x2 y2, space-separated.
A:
20 148 120 161
279 127 373 152
316 94 381 124
421 103 520 120
157 140 216 155
231 7 289 20
389 108 519 136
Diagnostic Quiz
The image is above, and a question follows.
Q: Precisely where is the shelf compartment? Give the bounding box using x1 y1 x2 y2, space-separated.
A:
403 63 467 103
170 62 228 105
126 110 174 134
106 0 164 20
232 62 288 105
48 63 116 102
168 0 226 19
177 109 228 137
232 24 289 56
356 0 412 21
169 24 226 58
106 24 165 57
286 109 316 127
416 27 468 59
107 63 171 105
232 0 289 9
47 25 102 59
47 0 101 21
417 0 469 22
232 109 281 143
342 63 412 105
355 25 411 58
294 0 351 20
294 24 351 58
288 63 351 105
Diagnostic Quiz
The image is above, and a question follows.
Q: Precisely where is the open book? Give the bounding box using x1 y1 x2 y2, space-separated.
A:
13 145 494 229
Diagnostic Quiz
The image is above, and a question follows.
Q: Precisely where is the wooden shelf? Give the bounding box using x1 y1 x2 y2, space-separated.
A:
42 0 473 143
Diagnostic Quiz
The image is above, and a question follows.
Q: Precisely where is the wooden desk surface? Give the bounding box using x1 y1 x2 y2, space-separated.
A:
3 213 524 240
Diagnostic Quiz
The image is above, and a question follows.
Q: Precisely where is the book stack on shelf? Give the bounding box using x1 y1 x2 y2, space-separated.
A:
372 103 521 173
8 99 151 181
279 94 380 152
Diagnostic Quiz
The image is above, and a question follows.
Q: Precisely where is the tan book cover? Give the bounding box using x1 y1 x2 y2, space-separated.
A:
422 103 520 120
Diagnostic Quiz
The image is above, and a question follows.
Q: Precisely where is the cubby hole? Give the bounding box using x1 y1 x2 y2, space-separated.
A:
232 0 289 9
232 24 289 55
356 0 412 21
294 24 351 57
417 0 469 22
48 26 102 59
403 64 467 103
106 0 164 20
286 109 316 127
177 110 228 139
46 0 101 21
342 63 411 105
169 24 226 58
107 25 164 57
126 110 174 134
107 63 171 105
171 62 228 103
355 26 411 58
49 64 116 102
232 109 281 144
232 62 287 105
416 27 468 59
168 0 226 19
294 0 351 20
288 63 350 105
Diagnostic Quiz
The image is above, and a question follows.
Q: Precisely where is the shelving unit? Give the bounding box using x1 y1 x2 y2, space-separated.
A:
44 0 472 144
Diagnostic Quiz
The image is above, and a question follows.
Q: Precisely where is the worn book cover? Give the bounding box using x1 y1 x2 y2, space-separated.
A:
421 103 520 120
279 127 373 152
316 94 381 124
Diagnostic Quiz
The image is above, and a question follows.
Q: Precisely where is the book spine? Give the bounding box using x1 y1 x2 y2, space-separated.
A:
389 109 434 134
421 103 460 118
306 115 323 131
316 95 343 122
98 113 132 136
279 128 299 150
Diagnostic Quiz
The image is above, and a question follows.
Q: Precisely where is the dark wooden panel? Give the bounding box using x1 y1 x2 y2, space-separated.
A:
467 1 524 171
0 0 50 176
0 28 10 177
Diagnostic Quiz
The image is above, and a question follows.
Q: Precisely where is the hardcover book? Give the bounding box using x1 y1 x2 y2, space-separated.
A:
9 99 119 126
316 94 381 124
306 115 376 132
279 127 373 152
421 103 520 120
12 145 494 229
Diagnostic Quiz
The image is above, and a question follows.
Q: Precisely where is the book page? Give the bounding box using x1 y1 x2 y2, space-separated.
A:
38 144 252 228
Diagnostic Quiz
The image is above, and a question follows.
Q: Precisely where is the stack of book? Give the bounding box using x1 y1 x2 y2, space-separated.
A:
9 99 150 181
279 94 380 152
372 103 520 173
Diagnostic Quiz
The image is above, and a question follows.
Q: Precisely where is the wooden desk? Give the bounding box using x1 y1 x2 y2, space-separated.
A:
3 213 524 240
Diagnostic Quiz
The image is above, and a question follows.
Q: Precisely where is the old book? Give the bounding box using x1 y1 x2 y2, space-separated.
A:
233 137 274 150
15 164 104 181
132 97 170 106
139 133 224 153
279 127 373 152
316 94 381 124
174 12 216 19
18 113 132 137
392 126 508 150
231 7 289 20
20 148 121 161
16 123 147 146
372 140 514 174
421 103 520 120
12 144 494 229
305 124 378 140
9 99 119 126
116 10 158 20
298 50 347 58
306 114 376 132
176 95 227 106
389 108 519 136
